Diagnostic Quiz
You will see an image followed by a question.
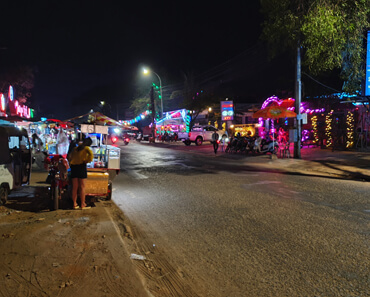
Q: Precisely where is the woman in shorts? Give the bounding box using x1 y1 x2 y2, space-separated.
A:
68 137 94 210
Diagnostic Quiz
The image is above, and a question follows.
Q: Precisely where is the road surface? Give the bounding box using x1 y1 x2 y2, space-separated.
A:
112 141 369 297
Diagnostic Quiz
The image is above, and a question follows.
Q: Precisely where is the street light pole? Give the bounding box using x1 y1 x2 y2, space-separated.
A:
143 68 163 118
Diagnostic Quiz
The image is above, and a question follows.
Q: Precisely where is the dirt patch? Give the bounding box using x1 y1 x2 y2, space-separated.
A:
0 187 150 297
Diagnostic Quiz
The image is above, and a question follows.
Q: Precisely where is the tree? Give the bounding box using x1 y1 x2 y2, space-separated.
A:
0 65 35 104
260 0 370 94
177 72 218 129
130 96 150 116
260 0 370 158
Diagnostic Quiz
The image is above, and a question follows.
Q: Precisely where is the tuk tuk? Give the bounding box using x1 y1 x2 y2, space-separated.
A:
0 126 32 205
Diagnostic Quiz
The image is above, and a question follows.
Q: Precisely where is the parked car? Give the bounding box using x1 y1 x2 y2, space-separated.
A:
185 125 228 146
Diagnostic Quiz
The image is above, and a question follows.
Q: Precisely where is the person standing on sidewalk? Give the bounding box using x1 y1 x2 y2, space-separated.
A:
211 130 219 154
67 137 94 210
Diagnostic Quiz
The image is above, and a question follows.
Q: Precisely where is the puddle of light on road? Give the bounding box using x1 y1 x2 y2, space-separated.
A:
126 170 149 179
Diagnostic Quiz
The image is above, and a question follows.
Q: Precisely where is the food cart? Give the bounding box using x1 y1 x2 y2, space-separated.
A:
47 123 120 210
81 124 120 200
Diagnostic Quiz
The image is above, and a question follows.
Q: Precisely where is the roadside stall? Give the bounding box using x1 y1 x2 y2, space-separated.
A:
48 122 120 210
46 112 122 210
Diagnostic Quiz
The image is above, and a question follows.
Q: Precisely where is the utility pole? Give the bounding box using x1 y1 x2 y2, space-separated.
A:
150 86 156 142
294 44 302 159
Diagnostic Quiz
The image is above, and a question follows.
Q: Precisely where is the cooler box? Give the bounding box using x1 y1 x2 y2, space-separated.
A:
85 170 109 196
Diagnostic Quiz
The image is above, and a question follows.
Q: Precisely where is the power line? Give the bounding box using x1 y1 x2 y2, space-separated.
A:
302 72 341 93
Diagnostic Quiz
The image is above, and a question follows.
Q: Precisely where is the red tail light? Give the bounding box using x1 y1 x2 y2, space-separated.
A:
124 138 130 142
188 132 191 137
111 136 118 143
217 140 220 144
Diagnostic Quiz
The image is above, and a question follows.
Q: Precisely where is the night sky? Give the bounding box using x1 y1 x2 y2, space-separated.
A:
0 1 294 120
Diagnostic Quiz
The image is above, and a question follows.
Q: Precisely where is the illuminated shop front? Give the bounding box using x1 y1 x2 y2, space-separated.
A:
0 85 34 120
259 95 361 149
155 109 189 134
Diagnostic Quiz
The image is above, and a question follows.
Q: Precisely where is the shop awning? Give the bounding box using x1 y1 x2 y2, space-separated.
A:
63 111 121 126
90 112 121 126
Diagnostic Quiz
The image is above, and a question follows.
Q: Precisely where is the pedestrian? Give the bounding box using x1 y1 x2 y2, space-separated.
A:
67 136 94 210
211 130 219 154
278 127 287 143
221 135 226 152
31 133 43 152
56 129 69 157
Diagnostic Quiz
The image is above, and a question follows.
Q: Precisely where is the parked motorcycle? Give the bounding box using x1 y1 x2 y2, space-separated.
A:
44 153 70 210
253 137 279 154
225 136 255 154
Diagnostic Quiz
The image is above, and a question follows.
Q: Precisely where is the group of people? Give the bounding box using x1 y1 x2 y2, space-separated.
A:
158 131 178 142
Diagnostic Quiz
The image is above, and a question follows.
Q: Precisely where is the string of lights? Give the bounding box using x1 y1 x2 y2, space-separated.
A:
311 115 319 144
346 111 354 148
325 110 334 147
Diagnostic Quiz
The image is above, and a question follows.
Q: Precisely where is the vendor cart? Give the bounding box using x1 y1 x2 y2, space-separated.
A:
47 123 120 210
81 124 120 200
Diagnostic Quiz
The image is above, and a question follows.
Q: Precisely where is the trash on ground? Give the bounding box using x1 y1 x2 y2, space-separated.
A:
130 253 146 260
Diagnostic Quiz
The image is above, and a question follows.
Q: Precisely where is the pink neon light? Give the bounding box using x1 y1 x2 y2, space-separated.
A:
0 93 5 112
261 96 325 114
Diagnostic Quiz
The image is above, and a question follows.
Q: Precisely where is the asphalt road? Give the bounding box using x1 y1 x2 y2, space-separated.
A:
113 141 369 297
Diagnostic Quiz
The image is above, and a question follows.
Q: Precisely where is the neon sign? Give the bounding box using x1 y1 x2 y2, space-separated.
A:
221 101 234 121
8 85 13 101
0 85 34 119
0 94 5 112
156 109 187 124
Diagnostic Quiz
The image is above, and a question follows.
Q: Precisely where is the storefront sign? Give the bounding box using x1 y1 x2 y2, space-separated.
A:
0 85 34 119
221 101 234 121
0 94 5 112
81 124 109 134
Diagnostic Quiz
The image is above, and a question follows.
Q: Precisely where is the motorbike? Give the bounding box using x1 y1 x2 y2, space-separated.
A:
109 134 119 144
44 153 70 210
225 136 255 154
253 137 279 154
123 136 130 145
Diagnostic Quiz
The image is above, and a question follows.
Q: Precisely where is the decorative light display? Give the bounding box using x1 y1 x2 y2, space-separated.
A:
186 114 191 132
346 111 354 148
152 82 161 100
311 115 319 144
261 96 325 114
261 96 280 109
120 110 151 126
302 129 310 142
325 110 334 147
156 109 187 125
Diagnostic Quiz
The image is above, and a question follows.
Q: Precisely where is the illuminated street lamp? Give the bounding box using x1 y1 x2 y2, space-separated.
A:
143 68 163 118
